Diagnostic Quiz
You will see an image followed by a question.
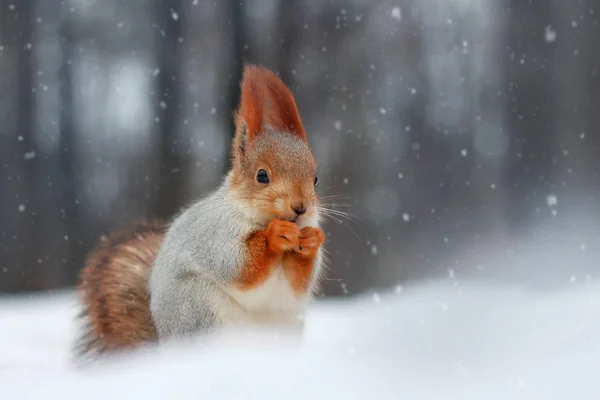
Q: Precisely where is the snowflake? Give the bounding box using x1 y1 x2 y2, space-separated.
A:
546 194 558 207
545 26 557 42
391 7 401 21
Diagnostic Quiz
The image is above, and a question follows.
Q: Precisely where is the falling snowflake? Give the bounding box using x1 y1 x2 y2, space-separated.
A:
210 107 216 115
410 88 417 95
159 101 167 109
171 9 179 21
343 177 349 185
398 172 404 180
394 284 403 294
340 282 349 295
24 151 36 160
460 149 468 157
391 7 401 21
18 204 25 212
402 213 410 222
546 194 558 207
379 107 387 115
372 293 381 303
371 245 378 255
544 26 557 43
334 120 342 130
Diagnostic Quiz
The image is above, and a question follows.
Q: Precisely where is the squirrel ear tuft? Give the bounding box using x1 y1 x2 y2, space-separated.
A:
234 64 306 144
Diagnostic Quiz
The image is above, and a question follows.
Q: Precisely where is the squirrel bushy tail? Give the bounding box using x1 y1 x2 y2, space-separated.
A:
75 220 165 358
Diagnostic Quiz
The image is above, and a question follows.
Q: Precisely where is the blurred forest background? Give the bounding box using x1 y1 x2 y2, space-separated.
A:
1 0 599 296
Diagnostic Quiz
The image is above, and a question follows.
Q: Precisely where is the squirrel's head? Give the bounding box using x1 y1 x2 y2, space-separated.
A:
228 65 319 228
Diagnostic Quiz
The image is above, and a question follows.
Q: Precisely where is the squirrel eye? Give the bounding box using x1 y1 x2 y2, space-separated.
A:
257 169 269 184
314 176 318 186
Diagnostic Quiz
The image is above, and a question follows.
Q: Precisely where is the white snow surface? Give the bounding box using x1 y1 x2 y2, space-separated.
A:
1 279 599 399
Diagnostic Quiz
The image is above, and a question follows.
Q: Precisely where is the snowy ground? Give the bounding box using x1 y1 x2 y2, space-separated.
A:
1 277 599 399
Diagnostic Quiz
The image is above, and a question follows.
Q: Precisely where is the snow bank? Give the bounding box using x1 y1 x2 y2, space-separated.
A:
1 279 599 399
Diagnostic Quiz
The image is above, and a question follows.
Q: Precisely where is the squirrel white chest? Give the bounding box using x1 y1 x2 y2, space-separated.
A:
226 265 306 317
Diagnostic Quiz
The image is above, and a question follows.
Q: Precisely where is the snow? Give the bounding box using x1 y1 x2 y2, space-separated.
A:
545 26 557 43
547 194 558 207
1 277 599 399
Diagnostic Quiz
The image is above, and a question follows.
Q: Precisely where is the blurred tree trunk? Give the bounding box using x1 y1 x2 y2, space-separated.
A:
153 0 186 220
553 0 600 194
503 0 559 228
9 1 38 291
58 2 80 285
221 0 247 174
275 0 298 85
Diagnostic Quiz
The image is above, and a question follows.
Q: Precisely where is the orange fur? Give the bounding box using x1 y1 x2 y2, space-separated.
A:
76 221 165 355
283 227 325 294
237 219 301 290
236 65 306 144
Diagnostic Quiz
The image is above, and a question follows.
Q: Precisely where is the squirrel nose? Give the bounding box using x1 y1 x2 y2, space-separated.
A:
292 203 307 216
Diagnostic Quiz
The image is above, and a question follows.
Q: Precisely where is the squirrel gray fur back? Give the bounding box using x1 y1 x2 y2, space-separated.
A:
150 173 256 340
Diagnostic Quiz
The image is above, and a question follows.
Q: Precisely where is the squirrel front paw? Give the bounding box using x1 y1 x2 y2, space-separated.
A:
266 219 300 253
295 227 325 258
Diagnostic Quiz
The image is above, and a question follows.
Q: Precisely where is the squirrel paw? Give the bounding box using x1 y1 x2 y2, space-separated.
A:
295 227 325 258
266 219 300 253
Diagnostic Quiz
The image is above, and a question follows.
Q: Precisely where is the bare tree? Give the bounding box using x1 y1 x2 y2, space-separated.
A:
9 0 38 292
221 0 248 175
153 0 186 220
58 2 81 284
275 0 298 85
503 0 559 228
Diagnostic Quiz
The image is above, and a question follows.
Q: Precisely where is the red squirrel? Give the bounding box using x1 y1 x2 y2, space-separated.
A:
75 65 326 357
